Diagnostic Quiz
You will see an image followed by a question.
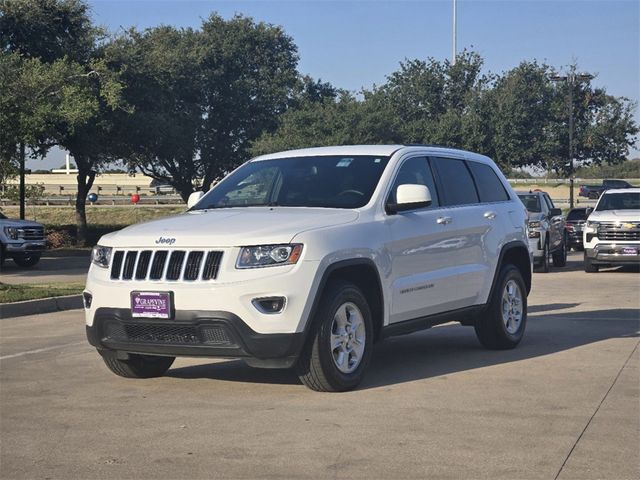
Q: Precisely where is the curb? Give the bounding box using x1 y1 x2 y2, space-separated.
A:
0 294 83 319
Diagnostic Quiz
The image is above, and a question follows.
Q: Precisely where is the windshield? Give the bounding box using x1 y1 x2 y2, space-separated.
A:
517 194 541 213
567 209 588 221
595 192 640 211
193 155 391 210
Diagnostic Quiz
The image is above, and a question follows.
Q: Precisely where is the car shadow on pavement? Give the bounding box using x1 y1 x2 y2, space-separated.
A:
166 308 639 389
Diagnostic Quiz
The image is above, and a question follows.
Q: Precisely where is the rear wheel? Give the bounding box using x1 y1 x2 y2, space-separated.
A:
475 264 527 350
296 281 373 392
584 254 599 273
13 254 41 267
102 353 175 378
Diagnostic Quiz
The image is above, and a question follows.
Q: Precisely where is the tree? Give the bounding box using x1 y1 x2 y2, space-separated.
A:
488 61 557 171
0 0 95 63
110 14 300 201
197 14 299 190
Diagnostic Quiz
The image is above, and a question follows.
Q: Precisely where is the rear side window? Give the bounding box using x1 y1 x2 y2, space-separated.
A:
431 157 479 206
467 162 510 202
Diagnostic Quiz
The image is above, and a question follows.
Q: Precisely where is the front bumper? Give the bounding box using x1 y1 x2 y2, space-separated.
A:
86 308 306 368
528 237 543 259
4 241 46 254
585 244 640 265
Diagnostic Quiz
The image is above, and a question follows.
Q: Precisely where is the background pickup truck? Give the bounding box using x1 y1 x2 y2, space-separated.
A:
0 212 46 268
579 179 634 199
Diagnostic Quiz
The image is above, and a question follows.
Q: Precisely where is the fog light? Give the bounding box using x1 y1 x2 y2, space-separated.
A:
252 297 286 314
83 292 93 309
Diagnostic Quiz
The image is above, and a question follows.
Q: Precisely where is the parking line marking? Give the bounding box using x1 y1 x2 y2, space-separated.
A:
0 341 86 361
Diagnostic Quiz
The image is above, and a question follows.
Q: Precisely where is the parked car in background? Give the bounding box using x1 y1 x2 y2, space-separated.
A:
517 191 567 272
583 188 640 272
579 179 634 199
0 212 46 268
565 207 590 251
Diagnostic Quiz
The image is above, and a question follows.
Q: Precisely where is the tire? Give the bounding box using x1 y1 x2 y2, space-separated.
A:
584 253 599 273
575 245 584 252
13 254 41 267
552 235 567 267
0 244 5 270
102 353 175 378
296 281 373 392
474 264 527 350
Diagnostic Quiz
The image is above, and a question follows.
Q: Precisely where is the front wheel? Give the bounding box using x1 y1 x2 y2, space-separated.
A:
552 236 567 267
584 254 599 273
13 254 41 267
296 281 373 392
102 353 175 378
474 264 527 350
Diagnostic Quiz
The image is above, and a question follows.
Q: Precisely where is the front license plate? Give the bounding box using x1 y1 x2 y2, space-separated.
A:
131 292 172 319
621 247 638 255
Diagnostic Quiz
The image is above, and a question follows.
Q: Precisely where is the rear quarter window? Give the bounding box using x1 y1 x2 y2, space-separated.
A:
467 161 510 203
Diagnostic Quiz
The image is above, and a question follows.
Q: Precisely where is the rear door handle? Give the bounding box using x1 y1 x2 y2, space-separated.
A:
437 216 452 225
484 211 497 219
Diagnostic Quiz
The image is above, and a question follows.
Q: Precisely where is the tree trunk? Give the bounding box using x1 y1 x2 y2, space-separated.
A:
75 167 96 247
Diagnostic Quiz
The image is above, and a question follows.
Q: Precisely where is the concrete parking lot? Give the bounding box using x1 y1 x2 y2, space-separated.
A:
1 252 638 479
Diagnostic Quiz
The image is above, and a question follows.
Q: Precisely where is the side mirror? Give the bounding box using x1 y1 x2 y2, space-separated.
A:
549 208 562 217
388 184 432 214
187 191 204 209
585 207 593 216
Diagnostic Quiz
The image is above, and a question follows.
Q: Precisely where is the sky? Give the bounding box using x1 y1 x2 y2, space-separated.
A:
35 0 640 169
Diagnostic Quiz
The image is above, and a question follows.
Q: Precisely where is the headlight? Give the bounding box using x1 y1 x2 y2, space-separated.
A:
528 221 541 229
585 220 599 232
236 244 303 269
4 227 21 240
91 245 112 268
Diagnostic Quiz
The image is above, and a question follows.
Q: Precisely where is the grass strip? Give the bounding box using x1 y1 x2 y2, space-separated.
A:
0 282 85 304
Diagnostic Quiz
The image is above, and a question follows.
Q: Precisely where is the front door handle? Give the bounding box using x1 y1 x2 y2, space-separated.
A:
484 211 497 219
437 216 452 225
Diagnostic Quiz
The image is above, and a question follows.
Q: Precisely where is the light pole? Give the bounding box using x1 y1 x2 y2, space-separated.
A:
452 0 457 65
550 72 593 208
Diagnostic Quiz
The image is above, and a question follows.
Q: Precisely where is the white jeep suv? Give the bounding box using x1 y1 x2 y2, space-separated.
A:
583 188 640 272
85 145 532 391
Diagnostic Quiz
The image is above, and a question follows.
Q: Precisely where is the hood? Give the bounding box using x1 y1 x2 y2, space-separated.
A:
100 207 360 248
588 210 640 222
0 218 43 228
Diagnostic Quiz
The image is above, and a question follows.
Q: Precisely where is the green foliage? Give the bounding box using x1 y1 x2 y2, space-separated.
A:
254 53 638 174
0 0 97 63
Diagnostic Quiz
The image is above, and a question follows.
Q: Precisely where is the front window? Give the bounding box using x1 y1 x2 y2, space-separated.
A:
193 155 390 210
595 192 640 211
517 194 541 213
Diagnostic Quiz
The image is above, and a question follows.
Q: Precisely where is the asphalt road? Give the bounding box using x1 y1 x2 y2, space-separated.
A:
1 250 90 284
1 252 638 479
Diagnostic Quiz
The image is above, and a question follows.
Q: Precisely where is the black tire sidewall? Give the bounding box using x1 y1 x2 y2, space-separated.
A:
314 283 374 391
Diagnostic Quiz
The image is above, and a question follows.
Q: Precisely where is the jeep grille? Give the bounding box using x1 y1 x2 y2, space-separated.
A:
110 250 223 281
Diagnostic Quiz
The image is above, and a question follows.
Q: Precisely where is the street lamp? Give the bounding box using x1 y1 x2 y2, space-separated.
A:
550 72 594 208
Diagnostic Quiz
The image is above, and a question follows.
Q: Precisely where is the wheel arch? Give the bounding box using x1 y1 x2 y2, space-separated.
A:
305 259 385 343
491 241 532 298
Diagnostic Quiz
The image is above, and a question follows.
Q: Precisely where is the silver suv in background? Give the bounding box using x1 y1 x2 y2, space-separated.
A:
0 212 46 268
517 191 567 272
